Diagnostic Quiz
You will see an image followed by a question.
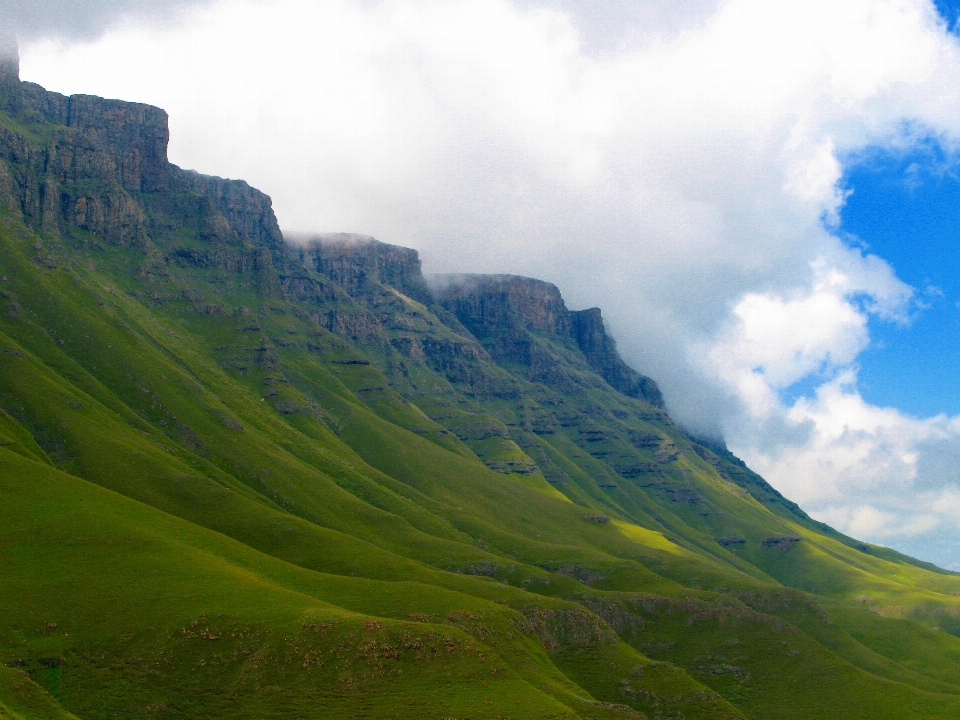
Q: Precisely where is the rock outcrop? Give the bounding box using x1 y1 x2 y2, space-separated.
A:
178 170 284 250
294 233 434 306
63 94 173 193
433 274 573 337
571 307 664 407
433 273 663 407
0 44 282 253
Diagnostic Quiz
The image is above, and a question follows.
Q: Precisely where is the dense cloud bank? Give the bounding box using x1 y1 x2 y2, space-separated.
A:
0 0 215 41
19 0 960 567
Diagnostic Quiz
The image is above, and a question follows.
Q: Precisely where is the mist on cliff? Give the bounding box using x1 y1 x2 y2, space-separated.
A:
16 0 960 566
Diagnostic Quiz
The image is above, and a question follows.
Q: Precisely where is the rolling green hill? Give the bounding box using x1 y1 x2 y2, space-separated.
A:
1 48 960 719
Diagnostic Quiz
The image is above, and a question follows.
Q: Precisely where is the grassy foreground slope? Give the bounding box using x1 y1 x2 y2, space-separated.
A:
1 56 960 719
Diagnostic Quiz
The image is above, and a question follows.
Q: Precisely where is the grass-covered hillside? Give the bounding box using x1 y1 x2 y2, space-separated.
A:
2 51 960 720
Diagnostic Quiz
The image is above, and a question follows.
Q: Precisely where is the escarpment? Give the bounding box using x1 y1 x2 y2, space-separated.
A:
294 232 434 305
4 50 960 720
0 49 281 253
432 273 574 337
0 49 665 414
178 169 284 250
571 307 664 407
432 273 664 407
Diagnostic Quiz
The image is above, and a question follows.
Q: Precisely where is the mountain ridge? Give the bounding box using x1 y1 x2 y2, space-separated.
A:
1 50 960 720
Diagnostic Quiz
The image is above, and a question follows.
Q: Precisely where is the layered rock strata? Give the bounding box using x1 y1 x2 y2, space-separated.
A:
571 307 664 407
432 273 664 407
0 47 280 252
294 233 434 306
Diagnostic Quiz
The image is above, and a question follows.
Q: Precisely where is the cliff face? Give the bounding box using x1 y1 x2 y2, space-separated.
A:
434 274 573 337
0 54 280 251
571 307 665 407
296 233 434 306
433 273 664 407
50 93 172 193
1 58 173 195
179 169 284 249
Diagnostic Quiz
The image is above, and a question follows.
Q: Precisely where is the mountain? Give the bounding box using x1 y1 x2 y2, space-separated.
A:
1 47 960 720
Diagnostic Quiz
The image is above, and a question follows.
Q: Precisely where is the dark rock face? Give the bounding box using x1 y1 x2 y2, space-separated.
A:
295 233 433 305
432 273 663 408
571 307 664 407
432 274 572 337
431 274 579 391
0 119 148 245
65 95 173 193
179 170 284 250
2 76 173 195
0 52 283 255
0 64 154 245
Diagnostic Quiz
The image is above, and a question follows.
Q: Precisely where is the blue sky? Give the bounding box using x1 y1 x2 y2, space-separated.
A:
840 0 960 419
842 142 960 417
937 0 960 28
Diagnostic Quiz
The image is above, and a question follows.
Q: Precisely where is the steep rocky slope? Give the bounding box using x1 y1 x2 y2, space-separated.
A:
1 48 960 720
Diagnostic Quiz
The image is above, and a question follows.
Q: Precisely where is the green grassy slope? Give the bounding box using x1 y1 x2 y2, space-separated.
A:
2 440 736 720
1 69 960 719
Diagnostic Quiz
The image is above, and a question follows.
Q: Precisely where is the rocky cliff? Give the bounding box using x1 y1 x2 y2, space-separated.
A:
433 273 664 407
571 307 664 407
293 232 434 306
0 47 281 252
0 48 664 412
1 47 172 194
433 274 574 337
179 169 284 249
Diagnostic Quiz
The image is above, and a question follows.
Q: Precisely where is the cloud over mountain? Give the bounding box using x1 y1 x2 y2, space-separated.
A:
18 0 960 567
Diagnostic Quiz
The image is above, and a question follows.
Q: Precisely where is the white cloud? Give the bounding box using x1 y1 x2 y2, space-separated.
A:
0 0 214 42
705 254 896 418
18 0 960 567
932 487 960 520
736 372 960 562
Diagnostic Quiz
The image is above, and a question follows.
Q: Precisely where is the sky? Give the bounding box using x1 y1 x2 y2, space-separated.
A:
7 0 960 569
